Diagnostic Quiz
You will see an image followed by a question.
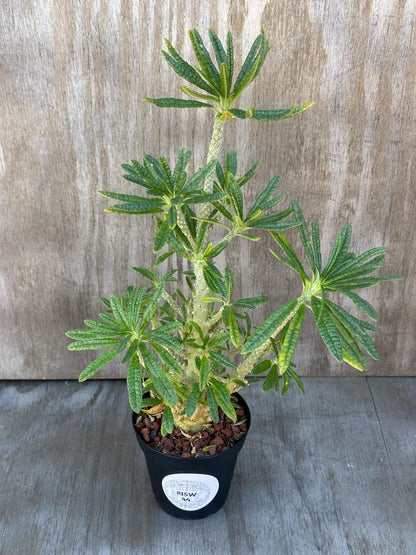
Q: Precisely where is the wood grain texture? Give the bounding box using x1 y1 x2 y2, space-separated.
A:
1 378 416 553
0 1 414 378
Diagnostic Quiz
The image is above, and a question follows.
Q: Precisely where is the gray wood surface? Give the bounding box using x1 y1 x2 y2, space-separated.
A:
0 1 414 378
1 377 415 554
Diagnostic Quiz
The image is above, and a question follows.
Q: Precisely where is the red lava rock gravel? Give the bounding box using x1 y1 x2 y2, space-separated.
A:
134 397 248 458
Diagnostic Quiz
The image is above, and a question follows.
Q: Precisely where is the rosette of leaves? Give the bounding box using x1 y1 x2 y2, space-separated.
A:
240 202 402 393
144 28 312 122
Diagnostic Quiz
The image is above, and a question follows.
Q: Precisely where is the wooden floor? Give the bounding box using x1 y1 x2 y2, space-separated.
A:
1 377 415 555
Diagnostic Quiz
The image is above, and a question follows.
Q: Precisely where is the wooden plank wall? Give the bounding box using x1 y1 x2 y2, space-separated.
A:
1 0 414 379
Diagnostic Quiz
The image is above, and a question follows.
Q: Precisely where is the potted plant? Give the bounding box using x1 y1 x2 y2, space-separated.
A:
66 28 401 519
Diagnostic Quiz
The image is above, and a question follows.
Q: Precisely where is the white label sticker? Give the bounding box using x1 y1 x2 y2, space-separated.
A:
161 473 219 511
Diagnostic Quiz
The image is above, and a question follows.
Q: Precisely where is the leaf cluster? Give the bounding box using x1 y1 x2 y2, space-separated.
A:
260 202 403 372
144 28 312 122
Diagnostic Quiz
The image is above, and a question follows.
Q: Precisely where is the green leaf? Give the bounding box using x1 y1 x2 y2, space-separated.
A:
142 155 166 187
233 296 268 309
181 204 197 238
173 148 192 181
311 221 322 272
141 396 164 408
247 175 280 216
278 304 305 374
225 267 233 299
207 386 219 422
144 97 213 109
334 319 368 371
262 364 279 392
131 286 146 325
156 322 184 334
209 350 235 368
207 331 229 348
132 267 156 283
78 348 118 381
158 155 174 187
250 102 313 121
127 354 143 413
324 247 387 281
182 159 216 193
232 31 267 100
161 405 174 436
281 372 291 396
311 297 343 361
141 280 166 328
227 173 243 218
66 328 104 339
211 199 233 221
190 320 205 344
168 206 177 229
83 320 130 336
251 359 272 375
292 200 316 272
337 289 378 320
151 343 183 376
100 297 112 309
153 371 179 406
171 225 193 253
270 231 308 282
185 383 201 417
188 192 226 204
321 223 352 278
123 285 139 322
225 150 237 176
189 29 221 92
326 275 402 291
210 378 236 420
248 215 299 231
100 191 164 214
328 255 387 283
287 368 305 394
226 32 234 86
153 220 170 253
99 191 163 208
220 62 230 97
162 40 217 95
241 299 299 354
121 338 139 364
98 312 125 328
68 337 121 351
228 310 241 348
199 355 210 391
144 330 181 351
179 85 218 103
228 109 248 119
325 299 378 359
110 294 130 328
238 160 259 187
209 238 231 258
104 202 164 215
138 343 161 378
269 336 280 358
203 262 227 298
208 29 227 68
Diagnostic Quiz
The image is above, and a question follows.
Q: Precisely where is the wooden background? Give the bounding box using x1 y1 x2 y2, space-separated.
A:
1 0 414 379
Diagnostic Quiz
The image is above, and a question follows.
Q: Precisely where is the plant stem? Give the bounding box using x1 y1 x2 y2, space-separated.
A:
192 116 225 328
162 291 182 317
204 116 225 192
230 299 303 387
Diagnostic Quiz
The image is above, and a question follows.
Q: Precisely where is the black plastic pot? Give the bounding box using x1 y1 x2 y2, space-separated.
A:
132 393 251 519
